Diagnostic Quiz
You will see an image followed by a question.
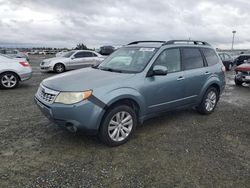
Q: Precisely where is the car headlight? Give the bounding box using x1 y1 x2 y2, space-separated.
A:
54 90 92 104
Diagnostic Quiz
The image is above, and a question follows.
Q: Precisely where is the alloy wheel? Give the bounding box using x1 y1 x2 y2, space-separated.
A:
1 74 17 88
205 91 217 112
108 111 133 142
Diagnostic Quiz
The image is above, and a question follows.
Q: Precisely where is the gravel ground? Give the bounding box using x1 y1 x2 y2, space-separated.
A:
0 55 250 188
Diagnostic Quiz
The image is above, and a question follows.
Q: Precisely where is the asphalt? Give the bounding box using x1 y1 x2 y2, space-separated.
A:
0 55 249 188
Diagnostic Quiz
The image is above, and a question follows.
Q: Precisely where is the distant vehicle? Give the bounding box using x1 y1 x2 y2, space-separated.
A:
234 59 250 86
218 52 234 70
56 50 68 57
234 54 250 66
40 50 105 73
99 46 115 56
0 49 29 61
0 54 32 89
35 40 226 146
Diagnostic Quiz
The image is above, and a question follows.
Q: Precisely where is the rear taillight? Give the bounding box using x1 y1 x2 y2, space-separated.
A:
221 65 226 72
19 61 30 67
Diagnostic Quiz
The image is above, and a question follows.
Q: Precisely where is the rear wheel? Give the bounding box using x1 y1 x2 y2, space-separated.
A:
54 63 65 73
0 72 19 89
98 105 137 147
234 76 243 86
197 87 219 115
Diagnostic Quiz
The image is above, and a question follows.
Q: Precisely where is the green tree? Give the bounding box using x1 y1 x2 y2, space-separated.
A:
75 43 88 50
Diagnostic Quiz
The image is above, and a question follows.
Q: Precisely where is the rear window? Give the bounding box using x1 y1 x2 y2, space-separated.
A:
202 48 219 66
182 48 204 70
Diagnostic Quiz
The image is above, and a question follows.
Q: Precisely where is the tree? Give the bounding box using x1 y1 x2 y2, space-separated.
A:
75 43 88 50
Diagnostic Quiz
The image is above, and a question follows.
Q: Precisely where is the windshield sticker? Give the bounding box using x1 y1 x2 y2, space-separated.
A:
139 48 155 52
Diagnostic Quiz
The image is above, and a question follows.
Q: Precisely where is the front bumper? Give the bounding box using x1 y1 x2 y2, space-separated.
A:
40 64 54 72
34 96 105 134
235 73 250 82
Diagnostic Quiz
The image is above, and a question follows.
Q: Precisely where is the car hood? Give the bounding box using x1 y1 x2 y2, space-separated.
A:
42 67 136 91
235 63 250 72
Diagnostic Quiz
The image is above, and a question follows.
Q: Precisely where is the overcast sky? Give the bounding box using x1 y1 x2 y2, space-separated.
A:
0 0 250 49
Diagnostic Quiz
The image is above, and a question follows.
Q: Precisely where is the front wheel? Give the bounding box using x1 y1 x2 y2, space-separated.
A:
234 76 243 86
98 105 137 147
197 87 219 115
53 63 65 73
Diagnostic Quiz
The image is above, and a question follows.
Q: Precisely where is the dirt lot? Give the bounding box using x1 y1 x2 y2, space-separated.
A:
0 55 250 188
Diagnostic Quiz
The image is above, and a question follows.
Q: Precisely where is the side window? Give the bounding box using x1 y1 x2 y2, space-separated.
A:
182 48 204 70
202 48 219 66
74 52 94 58
154 48 181 73
74 52 85 58
91 52 97 57
219 54 224 61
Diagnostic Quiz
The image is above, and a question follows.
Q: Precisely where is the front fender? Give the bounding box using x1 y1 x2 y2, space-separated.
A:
101 87 147 117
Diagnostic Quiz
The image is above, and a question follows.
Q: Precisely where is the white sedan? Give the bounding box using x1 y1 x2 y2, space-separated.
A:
40 50 105 73
0 54 32 89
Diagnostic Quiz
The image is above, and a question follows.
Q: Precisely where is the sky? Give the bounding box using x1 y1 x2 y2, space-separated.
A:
0 0 250 49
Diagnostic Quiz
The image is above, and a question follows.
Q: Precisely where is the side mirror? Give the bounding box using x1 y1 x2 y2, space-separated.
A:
152 65 168 76
71 56 75 59
244 60 248 63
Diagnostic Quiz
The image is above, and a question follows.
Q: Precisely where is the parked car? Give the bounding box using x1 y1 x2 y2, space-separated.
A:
99 46 115 56
234 59 250 86
0 54 32 89
40 50 105 73
218 52 234 70
0 49 29 61
35 40 226 146
234 54 250 66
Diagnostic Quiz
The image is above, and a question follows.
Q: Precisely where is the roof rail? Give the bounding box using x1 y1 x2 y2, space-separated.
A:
128 41 167 45
165 40 210 46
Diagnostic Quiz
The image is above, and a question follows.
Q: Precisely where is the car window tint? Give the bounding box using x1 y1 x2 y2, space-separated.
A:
154 48 181 73
75 52 93 58
202 48 219 66
182 48 204 70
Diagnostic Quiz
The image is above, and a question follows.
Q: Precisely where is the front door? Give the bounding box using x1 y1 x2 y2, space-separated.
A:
142 48 186 114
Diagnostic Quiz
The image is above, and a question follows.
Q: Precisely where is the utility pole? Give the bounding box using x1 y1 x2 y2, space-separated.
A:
231 30 236 50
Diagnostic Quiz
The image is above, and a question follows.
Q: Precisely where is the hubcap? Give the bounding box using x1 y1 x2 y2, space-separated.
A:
56 65 64 72
108 111 133 142
205 91 217 112
1 74 17 88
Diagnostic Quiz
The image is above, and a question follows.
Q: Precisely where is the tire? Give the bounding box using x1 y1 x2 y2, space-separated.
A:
197 87 219 115
53 63 65 73
234 76 243 86
0 72 19 89
98 105 137 147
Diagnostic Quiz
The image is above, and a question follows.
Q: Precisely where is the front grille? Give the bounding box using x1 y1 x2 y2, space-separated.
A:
36 85 59 104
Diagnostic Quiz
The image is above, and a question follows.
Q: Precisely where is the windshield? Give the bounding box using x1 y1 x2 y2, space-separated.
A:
62 51 75 58
98 47 157 73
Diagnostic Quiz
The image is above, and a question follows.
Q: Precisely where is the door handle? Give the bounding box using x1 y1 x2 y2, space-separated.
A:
177 76 185 81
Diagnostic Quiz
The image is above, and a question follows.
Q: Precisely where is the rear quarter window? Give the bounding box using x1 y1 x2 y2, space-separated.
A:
202 48 219 66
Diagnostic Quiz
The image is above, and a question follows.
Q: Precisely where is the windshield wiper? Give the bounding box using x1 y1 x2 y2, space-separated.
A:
99 67 122 73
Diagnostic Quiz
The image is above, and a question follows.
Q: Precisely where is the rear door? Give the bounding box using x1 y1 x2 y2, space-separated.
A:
71 52 95 69
181 47 208 104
